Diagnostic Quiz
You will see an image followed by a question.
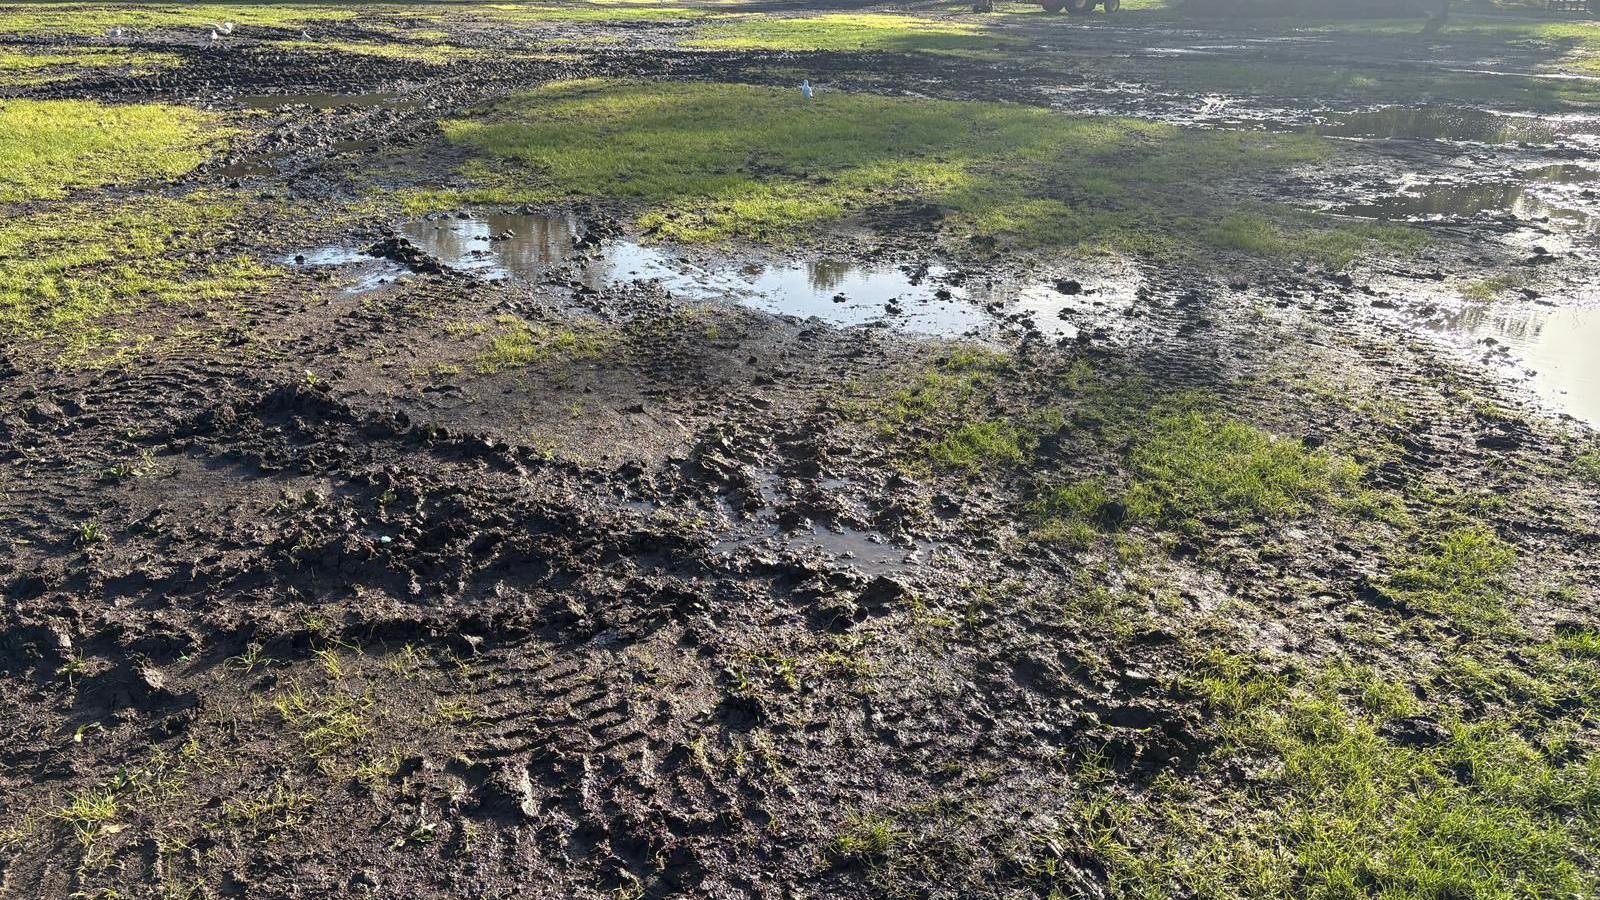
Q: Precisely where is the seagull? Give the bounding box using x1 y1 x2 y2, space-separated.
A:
209 29 219 42
801 79 813 101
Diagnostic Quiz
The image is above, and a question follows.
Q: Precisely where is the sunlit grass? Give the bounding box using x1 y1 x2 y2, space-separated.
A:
1083 653 1600 899
0 198 274 362
434 79 1399 262
0 2 357 36
0 99 222 202
688 13 1012 52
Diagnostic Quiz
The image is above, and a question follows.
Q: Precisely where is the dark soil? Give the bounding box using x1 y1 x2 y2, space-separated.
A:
3 6 1599 900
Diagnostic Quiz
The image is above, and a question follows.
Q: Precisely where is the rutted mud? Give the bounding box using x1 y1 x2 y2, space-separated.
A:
3 6 1600 900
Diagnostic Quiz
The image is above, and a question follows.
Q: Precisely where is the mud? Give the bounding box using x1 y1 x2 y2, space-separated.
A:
3 5 1600 900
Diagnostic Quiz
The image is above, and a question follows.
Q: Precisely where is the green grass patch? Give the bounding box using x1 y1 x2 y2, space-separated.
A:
1085 653 1600 900
926 420 1033 470
432 79 1390 261
0 3 357 36
1128 411 1365 526
473 316 611 373
0 198 273 363
1381 525 1517 627
0 99 222 202
831 812 907 861
272 684 372 759
688 13 1011 52
1031 409 1373 541
0 46 182 86
470 1 714 23
264 39 480 64
1460 273 1525 302
1575 451 1600 486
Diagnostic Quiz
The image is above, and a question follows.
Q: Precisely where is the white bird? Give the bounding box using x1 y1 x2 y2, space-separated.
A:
108 26 123 38
801 79 813 101
209 29 219 42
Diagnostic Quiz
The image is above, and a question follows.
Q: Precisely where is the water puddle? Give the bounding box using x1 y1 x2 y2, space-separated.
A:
278 246 408 293
397 211 990 336
1327 182 1598 231
714 524 933 576
1430 303 1600 427
1305 106 1566 144
289 211 1145 341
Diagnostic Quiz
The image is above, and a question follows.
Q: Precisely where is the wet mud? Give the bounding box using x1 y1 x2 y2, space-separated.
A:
3 6 1600 900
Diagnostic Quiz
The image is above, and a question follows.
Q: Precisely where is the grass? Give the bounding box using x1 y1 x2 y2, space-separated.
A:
1126 411 1364 527
926 420 1034 470
688 13 1013 52
1034 410 1367 539
473 317 611 373
471 2 715 23
265 39 480 64
831 813 906 861
0 198 274 362
272 684 373 759
1086 652 1600 900
0 3 357 36
221 784 317 833
0 100 223 202
54 788 119 844
1575 451 1600 486
1381 525 1517 627
1314 17 1600 81
431 79 1397 261
0 46 182 86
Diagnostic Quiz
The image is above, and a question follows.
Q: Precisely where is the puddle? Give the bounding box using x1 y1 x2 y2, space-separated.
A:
1526 163 1599 184
278 246 408 293
1306 106 1564 144
239 90 421 111
1432 303 1600 428
291 211 1146 341
1327 182 1597 230
397 212 990 336
714 525 932 576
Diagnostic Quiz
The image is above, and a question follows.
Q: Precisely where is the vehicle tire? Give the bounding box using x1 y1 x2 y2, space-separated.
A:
1103 0 1121 11
1041 1 1064 12
1064 0 1094 14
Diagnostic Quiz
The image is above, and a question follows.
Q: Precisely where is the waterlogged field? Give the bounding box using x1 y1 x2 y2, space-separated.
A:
1 3 1598 899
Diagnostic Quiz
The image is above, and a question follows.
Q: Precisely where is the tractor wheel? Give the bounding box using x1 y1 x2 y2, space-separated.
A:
1041 1 1064 12
1063 0 1094 14
1103 0 1121 11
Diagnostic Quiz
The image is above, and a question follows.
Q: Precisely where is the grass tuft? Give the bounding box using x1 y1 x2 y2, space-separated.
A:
1382 526 1517 627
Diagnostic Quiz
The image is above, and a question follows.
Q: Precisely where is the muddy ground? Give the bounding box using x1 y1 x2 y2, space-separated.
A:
3 3 1600 899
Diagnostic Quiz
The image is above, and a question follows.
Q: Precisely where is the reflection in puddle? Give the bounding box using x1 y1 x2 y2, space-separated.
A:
278 246 407 293
1307 106 1563 144
1328 183 1598 233
290 211 1145 341
1432 303 1600 427
398 212 990 336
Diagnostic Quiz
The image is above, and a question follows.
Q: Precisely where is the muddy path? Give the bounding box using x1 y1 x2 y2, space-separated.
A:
3 5 1600 899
